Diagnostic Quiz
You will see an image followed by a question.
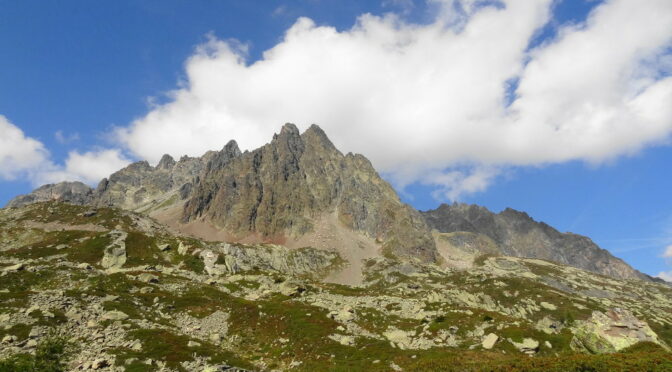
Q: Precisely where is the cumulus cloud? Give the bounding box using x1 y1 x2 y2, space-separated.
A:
663 245 672 258
38 149 131 186
658 271 672 282
114 0 672 200
0 115 50 181
0 115 129 187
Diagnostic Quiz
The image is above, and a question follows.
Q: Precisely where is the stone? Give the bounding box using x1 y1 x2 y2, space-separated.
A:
28 327 40 339
510 338 539 355
102 310 129 321
540 302 557 311
188 341 201 347
3 263 24 272
278 280 305 297
2 335 16 344
100 231 128 269
158 243 171 251
328 334 355 346
82 210 97 217
138 273 159 283
92 359 109 369
178 242 189 255
26 339 38 348
209 333 221 344
482 333 498 349
25 306 39 315
131 341 143 351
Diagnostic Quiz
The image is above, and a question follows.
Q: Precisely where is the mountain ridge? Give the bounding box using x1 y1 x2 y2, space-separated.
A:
4 124 655 283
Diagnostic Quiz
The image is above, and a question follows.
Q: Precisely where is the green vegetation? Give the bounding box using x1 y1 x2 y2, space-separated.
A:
65 233 109 264
125 231 164 266
0 335 71 372
114 329 252 371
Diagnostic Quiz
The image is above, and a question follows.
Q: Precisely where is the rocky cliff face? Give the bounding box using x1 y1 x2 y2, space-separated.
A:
181 124 436 263
422 203 649 281
93 153 208 212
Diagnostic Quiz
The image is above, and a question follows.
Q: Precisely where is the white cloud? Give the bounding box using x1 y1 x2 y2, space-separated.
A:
38 149 131 186
0 115 50 181
658 271 672 282
664 245 672 258
111 0 672 200
54 130 80 144
0 114 130 187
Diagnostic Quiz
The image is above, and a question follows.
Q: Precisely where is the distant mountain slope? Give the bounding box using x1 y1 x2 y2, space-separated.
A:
5 181 93 208
421 203 650 281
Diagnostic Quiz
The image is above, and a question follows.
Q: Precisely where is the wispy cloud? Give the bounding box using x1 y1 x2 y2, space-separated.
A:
54 130 80 145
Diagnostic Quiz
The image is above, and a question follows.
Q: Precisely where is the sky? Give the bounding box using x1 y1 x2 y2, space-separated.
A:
1 0 672 279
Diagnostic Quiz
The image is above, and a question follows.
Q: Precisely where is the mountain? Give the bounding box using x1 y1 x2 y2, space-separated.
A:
5 124 651 284
6 124 437 284
421 203 650 281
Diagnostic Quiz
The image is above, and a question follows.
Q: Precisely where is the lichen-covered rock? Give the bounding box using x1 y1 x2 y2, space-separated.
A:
570 308 664 353
214 243 341 277
100 230 127 269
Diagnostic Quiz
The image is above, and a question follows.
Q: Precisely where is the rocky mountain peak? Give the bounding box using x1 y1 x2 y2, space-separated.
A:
180 123 437 265
156 154 176 170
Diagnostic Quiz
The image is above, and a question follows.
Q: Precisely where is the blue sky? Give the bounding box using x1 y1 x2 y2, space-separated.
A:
1 0 672 278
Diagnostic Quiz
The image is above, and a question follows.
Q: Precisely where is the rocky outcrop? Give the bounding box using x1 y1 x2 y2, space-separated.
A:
100 230 128 270
6 181 93 208
570 308 665 353
199 243 342 277
422 203 648 281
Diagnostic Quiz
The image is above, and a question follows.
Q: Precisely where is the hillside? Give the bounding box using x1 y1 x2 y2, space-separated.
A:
0 202 671 371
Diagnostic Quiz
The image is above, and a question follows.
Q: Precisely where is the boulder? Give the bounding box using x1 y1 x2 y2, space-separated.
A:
3 263 24 272
102 310 129 321
510 338 539 355
570 308 663 353
178 242 189 255
482 333 498 349
100 231 128 269
138 273 159 283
